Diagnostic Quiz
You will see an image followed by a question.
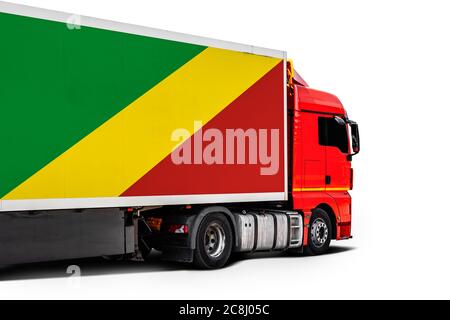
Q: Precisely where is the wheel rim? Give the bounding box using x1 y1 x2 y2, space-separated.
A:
310 218 329 248
204 222 226 258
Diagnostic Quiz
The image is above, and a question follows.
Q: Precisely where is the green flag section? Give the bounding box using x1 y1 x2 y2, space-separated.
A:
0 12 206 198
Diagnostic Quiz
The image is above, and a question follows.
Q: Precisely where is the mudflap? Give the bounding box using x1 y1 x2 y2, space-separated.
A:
161 247 194 263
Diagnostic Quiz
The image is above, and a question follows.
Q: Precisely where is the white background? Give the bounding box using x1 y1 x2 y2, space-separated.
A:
1 0 450 299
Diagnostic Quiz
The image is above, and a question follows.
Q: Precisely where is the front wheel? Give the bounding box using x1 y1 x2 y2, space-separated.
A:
193 213 233 269
305 208 332 255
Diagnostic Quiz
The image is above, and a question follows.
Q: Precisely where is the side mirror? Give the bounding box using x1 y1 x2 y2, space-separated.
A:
334 116 346 125
350 122 360 154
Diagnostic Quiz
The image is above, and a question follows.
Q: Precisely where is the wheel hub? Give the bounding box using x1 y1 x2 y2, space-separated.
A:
204 223 226 258
311 218 329 248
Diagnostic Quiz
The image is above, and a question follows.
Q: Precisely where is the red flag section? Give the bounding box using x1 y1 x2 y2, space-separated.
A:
122 62 285 196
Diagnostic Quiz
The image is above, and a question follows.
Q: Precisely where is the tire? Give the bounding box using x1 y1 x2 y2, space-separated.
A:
305 208 332 255
193 213 233 269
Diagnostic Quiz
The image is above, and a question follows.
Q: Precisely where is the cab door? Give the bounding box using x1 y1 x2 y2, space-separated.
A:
293 111 326 191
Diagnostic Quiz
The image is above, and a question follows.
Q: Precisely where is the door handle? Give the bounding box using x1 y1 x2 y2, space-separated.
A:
325 175 331 185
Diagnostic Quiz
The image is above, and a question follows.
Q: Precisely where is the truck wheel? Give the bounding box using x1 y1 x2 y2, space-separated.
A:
305 208 332 255
194 213 233 269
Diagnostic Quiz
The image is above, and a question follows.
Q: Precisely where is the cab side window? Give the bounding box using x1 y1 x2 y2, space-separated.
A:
318 117 349 153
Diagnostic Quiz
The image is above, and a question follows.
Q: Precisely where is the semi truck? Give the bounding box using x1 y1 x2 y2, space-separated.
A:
0 2 360 269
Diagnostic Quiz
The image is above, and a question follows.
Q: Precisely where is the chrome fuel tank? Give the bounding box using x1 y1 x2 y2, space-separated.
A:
234 213 255 252
233 210 302 252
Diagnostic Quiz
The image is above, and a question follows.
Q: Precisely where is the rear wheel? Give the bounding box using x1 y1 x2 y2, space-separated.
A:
193 213 233 269
305 208 332 255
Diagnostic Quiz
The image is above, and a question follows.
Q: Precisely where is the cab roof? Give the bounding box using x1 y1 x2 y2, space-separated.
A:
295 85 346 116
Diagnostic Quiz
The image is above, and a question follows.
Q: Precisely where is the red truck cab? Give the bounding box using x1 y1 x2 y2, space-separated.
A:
288 62 360 252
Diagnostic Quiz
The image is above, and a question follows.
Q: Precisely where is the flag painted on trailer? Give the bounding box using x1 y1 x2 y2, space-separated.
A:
0 11 285 201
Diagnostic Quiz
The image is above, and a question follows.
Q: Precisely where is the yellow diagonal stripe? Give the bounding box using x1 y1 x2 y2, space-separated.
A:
4 48 281 200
